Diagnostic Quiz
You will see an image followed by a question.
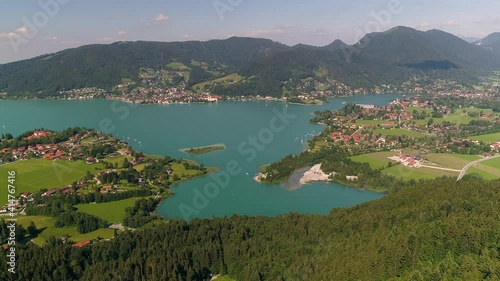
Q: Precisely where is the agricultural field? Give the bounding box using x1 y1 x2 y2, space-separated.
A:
103 155 132 166
15 215 115 246
406 107 496 125
372 128 427 138
193 73 243 92
383 165 459 180
76 197 144 224
424 153 481 170
350 151 398 169
466 158 500 180
80 136 97 144
352 151 480 180
470 132 500 143
0 159 104 196
166 62 190 70
171 162 205 181
133 163 147 172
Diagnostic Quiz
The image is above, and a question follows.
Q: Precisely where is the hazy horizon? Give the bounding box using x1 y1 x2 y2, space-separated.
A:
1 0 500 64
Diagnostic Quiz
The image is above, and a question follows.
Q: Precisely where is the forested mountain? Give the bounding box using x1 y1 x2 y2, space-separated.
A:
1 26 499 97
1 177 499 280
476 32 500 54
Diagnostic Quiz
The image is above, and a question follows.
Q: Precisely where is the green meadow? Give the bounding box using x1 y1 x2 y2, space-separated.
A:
424 154 481 170
466 158 500 180
383 165 459 180
15 215 115 246
76 197 144 224
0 159 104 196
471 132 500 143
350 151 397 169
193 73 243 92
166 62 190 70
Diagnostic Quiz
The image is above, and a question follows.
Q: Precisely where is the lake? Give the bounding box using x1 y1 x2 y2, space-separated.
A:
0 94 403 219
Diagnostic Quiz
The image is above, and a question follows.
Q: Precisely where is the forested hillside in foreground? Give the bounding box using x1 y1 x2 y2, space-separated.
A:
1 177 499 280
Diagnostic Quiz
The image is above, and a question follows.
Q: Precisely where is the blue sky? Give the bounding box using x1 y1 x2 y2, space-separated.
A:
1 0 499 63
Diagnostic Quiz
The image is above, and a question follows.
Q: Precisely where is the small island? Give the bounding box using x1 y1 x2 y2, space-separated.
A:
180 144 226 155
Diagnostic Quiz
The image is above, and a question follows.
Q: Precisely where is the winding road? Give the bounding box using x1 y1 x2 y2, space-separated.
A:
457 155 500 181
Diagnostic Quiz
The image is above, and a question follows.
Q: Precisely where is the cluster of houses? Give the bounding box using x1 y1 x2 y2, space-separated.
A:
24 131 52 140
106 88 221 104
41 182 91 197
390 154 424 167
329 129 397 148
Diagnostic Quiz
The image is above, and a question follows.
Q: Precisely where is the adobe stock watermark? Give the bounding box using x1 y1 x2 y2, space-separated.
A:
9 0 71 53
51 100 138 182
213 0 244 21
178 107 296 220
99 101 139 135
341 0 405 63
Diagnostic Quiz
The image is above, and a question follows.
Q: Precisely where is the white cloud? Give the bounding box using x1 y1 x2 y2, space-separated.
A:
117 31 127 36
15 27 29 34
96 36 113 42
43 36 58 41
61 40 81 45
0 32 19 39
442 20 457 27
182 34 193 39
245 24 299 37
413 22 431 30
154 14 169 23
142 13 169 26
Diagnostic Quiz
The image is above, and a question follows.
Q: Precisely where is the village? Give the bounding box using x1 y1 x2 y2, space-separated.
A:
309 93 500 180
0 129 150 216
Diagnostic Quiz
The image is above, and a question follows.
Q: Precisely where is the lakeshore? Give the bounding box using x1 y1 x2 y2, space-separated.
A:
299 164 333 185
0 95 401 219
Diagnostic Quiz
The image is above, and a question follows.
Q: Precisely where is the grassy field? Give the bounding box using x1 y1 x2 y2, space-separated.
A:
372 128 427 138
15 216 114 246
76 197 144 224
169 161 216 184
467 166 500 180
214 276 237 281
0 159 103 196
180 144 226 155
466 158 500 180
406 107 497 125
166 62 189 70
193 73 243 92
383 165 459 180
350 151 397 169
133 163 147 172
103 155 131 165
470 132 500 143
81 136 97 144
424 153 481 170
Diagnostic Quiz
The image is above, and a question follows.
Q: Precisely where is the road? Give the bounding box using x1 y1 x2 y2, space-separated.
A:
457 155 500 180
420 165 461 173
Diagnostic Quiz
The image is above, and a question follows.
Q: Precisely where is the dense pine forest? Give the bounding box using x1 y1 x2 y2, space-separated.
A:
1 177 499 280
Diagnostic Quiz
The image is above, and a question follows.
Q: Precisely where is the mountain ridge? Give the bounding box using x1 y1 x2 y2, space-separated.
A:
1 26 499 97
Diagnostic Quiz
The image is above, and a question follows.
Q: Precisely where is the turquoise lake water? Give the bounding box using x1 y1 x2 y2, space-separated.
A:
0 94 404 219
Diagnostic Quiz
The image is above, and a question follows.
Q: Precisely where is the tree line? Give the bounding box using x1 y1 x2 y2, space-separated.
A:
1 178 498 280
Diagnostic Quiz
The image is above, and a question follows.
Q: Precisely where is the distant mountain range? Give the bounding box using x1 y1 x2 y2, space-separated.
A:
474 32 500 54
1 26 499 97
